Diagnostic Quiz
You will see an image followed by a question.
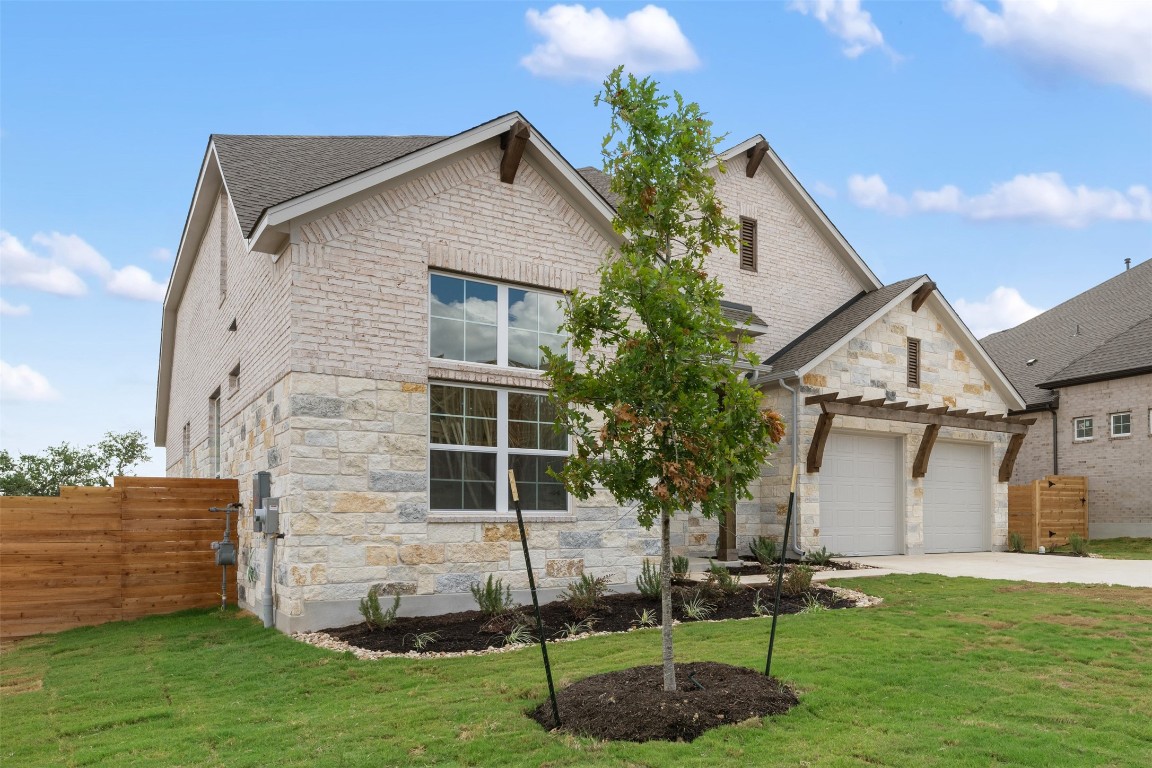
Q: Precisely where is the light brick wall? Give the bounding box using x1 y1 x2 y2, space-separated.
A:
1052 376 1151 537
1010 409 1055 484
761 296 1015 555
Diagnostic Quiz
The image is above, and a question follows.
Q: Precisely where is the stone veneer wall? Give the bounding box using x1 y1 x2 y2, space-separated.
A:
759 295 1016 555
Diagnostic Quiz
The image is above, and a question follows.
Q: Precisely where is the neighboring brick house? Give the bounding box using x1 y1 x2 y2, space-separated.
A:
156 113 1028 632
982 260 1152 538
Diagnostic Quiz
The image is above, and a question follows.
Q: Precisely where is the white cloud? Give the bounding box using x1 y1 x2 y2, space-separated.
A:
790 0 899 60
847 173 908 215
849 172 1152 227
150 247 173 262
0 230 88 296
810 180 838 199
521 4 699 80
947 0 1152 97
0 230 167 302
954 286 1044 338
0 298 31 316
0 360 60 402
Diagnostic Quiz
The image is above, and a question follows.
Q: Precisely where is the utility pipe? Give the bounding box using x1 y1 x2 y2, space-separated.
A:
773 374 805 560
262 533 276 628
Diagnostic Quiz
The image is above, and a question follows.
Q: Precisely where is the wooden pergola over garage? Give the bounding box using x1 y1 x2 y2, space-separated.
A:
804 393 1035 482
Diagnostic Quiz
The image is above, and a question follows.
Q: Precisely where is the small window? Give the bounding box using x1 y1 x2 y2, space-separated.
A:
739 217 757 272
1073 417 1093 441
228 363 241 395
209 389 222 478
227 318 238 332
907 338 921 388
1110 412 1131 437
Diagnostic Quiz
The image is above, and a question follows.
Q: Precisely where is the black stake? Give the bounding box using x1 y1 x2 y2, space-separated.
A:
765 465 799 677
509 469 560 727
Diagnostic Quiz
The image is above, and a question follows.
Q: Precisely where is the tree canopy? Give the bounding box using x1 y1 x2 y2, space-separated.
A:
543 68 785 690
0 430 152 496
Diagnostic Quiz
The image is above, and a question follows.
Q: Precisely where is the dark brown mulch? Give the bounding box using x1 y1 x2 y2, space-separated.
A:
529 661 799 742
326 583 852 654
735 557 874 574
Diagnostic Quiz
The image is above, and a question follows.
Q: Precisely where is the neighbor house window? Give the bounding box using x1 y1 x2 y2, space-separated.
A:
1073 417 1093 441
429 383 567 513
739 217 757 272
209 389 222 478
228 363 240 396
429 273 566 369
907 338 921 388
1110 412 1131 437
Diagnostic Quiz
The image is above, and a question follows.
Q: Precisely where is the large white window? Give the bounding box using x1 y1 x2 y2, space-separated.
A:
1110 412 1131 437
429 383 567 513
429 273 566 369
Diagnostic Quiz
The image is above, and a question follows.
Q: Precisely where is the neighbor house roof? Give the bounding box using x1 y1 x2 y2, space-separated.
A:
981 259 1152 409
576 167 620 208
1040 315 1152 389
213 135 446 237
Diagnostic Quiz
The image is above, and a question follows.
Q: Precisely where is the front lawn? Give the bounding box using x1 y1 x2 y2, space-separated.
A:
1086 536 1152 560
3 575 1150 767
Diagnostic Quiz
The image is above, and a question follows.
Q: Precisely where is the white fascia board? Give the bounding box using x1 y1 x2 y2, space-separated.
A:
249 112 620 252
925 291 1028 411
713 136 881 292
796 277 929 377
156 144 224 447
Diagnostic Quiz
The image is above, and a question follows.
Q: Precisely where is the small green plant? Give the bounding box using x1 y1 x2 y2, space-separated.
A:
800 593 827 613
805 546 840 567
557 617 597 638
751 589 771 617
680 589 716 621
672 555 690 579
404 631 440 651
559 574 612 618
1008 531 1025 553
782 565 814 597
632 608 658 628
470 575 515 618
749 536 779 566
636 560 662 598
1068 533 1089 557
359 585 401 630
501 619 534 647
705 559 744 595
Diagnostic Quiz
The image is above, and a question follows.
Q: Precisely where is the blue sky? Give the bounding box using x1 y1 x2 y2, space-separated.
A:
2 1 1150 476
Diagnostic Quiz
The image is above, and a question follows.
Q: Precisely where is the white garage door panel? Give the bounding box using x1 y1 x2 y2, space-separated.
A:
923 442 987 553
820 433 900 556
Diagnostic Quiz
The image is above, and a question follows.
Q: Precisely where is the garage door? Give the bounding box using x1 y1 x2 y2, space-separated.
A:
923 442 988 553
819 433 900 555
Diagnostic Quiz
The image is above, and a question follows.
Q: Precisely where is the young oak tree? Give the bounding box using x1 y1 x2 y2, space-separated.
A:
0 430 152 496
543 68 785 692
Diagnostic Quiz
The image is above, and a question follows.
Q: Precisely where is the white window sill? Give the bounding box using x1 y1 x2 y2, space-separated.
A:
428 513 576 524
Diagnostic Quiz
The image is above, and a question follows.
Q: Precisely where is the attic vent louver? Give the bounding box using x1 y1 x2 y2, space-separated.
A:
739 217 757 272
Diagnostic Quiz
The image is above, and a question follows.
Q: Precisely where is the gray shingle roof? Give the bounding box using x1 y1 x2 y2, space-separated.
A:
765 276 923 373
1041 315 1152 389
212 135 447 237
719 300 767 329
981 259 1152 408
576 166 620 208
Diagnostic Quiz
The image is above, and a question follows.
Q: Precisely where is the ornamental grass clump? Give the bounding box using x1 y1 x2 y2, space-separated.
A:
1069 533 1089 557
1008 531 1025 553
782 565 814 597
560 574 613 618
705 560 744 595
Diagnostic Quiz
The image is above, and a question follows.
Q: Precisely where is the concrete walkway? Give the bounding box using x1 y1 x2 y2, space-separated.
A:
836 552 1152 588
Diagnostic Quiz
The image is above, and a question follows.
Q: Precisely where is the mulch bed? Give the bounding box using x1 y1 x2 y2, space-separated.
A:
529 661 799 742
326 581 854 655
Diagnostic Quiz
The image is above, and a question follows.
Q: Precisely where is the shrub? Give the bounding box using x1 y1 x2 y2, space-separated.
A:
705 559 744 595
1069 533 1089 557
749 536 779 567
559 574 612 618
782 565 813 597
672 555 690 579
470 575 515 618
805 546 840 567
359 585 401 630
636 560 662 598
1008 531 1024 553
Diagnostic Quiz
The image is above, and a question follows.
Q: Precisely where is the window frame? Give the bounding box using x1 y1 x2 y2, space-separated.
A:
428 382 569 515
428 272 567 370
1073 417 1093 441
1110 411 1132 438
209 389 222 478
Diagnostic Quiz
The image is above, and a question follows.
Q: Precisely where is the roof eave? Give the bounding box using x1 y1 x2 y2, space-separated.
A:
1039 365 1152 390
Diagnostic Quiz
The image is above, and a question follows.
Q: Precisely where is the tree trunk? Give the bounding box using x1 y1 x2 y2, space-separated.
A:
660 507 676 692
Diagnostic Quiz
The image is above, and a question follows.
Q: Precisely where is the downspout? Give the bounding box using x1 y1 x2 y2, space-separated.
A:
764 372 805 560
1050 401 1059 475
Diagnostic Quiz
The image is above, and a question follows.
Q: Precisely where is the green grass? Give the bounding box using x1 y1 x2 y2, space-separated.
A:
3 576 1151 767
1085 537 1152 560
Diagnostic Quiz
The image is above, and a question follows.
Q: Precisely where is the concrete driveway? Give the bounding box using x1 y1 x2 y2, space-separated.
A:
826 552 1151 588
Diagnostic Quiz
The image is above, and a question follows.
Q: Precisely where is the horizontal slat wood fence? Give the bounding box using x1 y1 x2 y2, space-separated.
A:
1 477 238 639
1008 475 1088 551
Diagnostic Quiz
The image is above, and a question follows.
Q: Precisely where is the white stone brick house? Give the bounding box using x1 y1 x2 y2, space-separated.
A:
155 113 1029 631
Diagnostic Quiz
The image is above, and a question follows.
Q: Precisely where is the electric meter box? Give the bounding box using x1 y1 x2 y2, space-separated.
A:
255 497 281 535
